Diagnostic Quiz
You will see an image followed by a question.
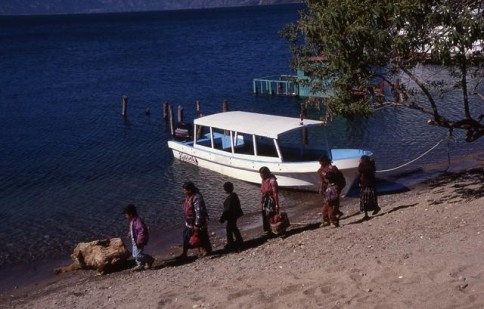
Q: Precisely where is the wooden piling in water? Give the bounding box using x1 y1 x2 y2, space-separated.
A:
162 101 169 120
302 127 308 144
196 123 203 139
300 105 308 144
169 105 175 136
300 104 307 119
196 100 201 118
196 100 203 139
222 99 229 112
121 95 128 117
177 105 184 123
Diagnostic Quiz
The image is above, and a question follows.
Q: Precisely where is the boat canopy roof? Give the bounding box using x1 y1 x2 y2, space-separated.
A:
194 111 323 139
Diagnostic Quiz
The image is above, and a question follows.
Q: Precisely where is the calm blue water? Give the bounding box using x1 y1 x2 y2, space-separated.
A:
0 4 482 268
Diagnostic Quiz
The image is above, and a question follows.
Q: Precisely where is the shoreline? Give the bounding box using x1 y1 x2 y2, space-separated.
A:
0 151 482 296
1 163 483 307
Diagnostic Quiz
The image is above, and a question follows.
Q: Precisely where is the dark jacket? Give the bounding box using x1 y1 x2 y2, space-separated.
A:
358 161 377 188
184 192 209 228
220 192 244 223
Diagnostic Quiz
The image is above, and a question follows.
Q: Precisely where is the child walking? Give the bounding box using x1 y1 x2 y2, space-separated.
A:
123 204 154 271
219 182 244 249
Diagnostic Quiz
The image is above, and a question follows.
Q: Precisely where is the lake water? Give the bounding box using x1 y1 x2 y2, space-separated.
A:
0 4 482 270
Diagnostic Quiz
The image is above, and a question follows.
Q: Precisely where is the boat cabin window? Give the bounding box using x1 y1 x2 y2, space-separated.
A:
194 126 247 153
226 134 278 158
209 128 232 152
194 126 212 147
254 136 279 158
194 121 330 162
277 129 328 161
194 126 278 158
230 133 253 155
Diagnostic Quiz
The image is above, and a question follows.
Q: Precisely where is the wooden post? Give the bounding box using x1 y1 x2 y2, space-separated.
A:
121 95 128 117
195 100 203 139
300 103 307 119
177 105 184 123
301 104 308 143
162 101 169 120
196 100 201 118
196 120 203 139
302 127 308 144
222 99 229 112
169 105 175 136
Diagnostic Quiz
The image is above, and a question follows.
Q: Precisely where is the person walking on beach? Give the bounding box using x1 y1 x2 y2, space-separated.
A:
123 204 154 271
259 166 279 235
178 181 212 259
318 155 345 227
219 181 244 249
358 155 381 219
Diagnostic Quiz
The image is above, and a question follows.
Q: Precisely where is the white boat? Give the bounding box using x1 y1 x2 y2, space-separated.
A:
167 111 372 196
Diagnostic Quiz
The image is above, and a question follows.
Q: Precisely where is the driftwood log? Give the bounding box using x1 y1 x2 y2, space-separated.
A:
55 238 131 275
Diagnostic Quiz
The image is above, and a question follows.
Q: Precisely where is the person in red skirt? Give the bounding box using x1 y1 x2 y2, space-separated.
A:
259 166 279 235
318 154 344 227
358 155 381 219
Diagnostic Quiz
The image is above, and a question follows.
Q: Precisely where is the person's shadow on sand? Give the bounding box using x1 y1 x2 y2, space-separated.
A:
345 202 418 225
153 255 198 269
138 203 421 270
207 222 322 259
156 222 322 265
153 202 418 269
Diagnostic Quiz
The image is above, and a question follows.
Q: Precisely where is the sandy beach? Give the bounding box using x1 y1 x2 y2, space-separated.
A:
1 161 483 308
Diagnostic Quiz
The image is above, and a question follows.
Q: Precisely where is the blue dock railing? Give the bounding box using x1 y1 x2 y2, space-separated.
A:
253 75 299 96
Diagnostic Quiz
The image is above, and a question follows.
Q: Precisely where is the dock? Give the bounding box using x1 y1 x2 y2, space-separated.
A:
252 75 299 96
253 73 333 98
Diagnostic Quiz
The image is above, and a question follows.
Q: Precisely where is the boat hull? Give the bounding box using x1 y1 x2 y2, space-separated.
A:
168 141 371 196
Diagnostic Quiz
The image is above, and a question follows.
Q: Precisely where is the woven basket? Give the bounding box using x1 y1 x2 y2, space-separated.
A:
270 212 290 234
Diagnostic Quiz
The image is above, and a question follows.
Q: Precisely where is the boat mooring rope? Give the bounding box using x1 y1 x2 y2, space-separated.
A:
376 137 449 173
371 101 459 173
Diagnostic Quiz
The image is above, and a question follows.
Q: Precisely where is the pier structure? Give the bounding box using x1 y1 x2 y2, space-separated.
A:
252 75 299 96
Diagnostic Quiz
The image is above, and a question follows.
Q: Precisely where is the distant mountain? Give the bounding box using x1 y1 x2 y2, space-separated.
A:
0 0 302 16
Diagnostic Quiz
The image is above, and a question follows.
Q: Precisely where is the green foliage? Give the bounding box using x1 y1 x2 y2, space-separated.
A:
281 0 484 141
